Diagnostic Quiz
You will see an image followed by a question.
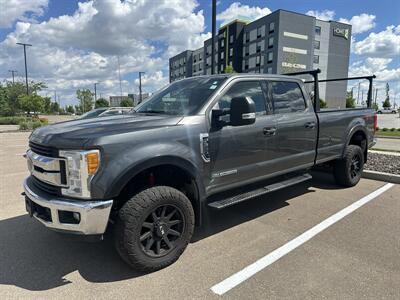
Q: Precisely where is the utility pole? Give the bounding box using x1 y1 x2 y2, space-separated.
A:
138 72 145 104
94 82 99 101
357 82 360 104
211 0 216 75
361 90 364 104
16 42 32 95
374 88 378 106
117 56 123 97
8 70 17 84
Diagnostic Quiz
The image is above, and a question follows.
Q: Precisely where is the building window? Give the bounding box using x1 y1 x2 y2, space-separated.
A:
199 53 202 60
268 36 274 48
267 67 273 74
221 64 224 71
244 59 249 70
250 29 257 41
314 40 320 49
313 55 319 64
315 26 321 36
268 52 273 63
269 22 275 33
229 48 233 57
245 46 249 56
206 45 211 55
229 35 234 44
249 43 256 55
221 52 224 59
245 31 250 42
221 39 225 48
257 26 262 38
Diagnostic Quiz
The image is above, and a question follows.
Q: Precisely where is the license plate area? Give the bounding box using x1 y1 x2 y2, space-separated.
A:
25 196 52 222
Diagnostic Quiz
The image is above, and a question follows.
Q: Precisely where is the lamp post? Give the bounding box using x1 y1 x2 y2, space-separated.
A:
94 82 99 101
16 42 32 95
8 70 17 84
138 72 145 104
211 0 216 75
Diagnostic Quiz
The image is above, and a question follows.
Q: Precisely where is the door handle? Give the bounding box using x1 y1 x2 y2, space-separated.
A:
305 122 316 129
263 127 276 136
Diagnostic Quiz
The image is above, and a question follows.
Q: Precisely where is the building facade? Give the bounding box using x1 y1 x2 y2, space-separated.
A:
169 9 351 108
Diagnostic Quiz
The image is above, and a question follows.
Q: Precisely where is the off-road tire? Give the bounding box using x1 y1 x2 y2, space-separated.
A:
333 145 364 187
114 186 194 272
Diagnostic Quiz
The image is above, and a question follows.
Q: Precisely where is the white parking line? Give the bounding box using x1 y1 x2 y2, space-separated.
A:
211 183 395 296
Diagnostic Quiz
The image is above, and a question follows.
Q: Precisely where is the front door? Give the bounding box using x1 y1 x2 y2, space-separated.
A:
207 79 278 193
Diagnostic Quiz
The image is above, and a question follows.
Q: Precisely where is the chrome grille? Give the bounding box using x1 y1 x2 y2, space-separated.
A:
29 141 58 157
30 176 61 196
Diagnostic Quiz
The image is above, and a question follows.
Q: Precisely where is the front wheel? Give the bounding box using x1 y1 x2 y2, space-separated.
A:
333 145 364 187
114 186 195 272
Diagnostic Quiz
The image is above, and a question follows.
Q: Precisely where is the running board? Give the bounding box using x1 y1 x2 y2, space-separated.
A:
208 173 312 209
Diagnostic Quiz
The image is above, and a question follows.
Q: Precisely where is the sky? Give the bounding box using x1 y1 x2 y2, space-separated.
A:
0 0 399 107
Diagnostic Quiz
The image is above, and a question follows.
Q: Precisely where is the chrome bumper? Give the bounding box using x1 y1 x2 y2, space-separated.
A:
23 178 113 235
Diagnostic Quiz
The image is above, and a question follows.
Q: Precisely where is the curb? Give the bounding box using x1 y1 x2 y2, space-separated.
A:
376 136 400 140
362 170 400 184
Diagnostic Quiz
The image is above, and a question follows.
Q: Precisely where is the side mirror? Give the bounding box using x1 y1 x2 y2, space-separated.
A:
230 96 256 126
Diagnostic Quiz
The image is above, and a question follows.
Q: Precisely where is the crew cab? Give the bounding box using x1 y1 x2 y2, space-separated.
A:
23 71 377 271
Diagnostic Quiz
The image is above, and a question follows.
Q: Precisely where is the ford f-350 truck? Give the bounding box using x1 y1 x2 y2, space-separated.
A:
23 70 377 271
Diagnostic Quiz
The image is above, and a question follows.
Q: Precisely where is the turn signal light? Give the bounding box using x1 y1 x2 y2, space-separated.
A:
86 152 100 175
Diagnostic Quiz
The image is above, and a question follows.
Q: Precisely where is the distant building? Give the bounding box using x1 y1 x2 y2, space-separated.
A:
109 96 132 107
128 93 151 106
169 9 351 108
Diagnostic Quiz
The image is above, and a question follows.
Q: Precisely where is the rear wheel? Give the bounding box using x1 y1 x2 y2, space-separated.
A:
333 145 364 187
115 186 194 272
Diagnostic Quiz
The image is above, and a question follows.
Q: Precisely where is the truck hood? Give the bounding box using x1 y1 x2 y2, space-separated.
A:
30 114 183 149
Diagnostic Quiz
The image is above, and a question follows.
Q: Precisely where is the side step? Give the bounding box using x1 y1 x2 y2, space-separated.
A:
208 173 312 209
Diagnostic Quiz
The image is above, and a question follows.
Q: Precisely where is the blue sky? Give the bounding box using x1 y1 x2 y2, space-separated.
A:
0 0 399 106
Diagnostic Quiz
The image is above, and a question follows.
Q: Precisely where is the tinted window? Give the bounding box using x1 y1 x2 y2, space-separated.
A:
215 81 266 115
271 81 306 114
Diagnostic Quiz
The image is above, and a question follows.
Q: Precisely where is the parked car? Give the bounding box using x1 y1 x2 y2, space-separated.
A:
23 72 376 272
80 107 132 119
377 108 397 114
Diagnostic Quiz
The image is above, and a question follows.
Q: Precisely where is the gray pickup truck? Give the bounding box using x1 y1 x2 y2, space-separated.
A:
23 71 376 271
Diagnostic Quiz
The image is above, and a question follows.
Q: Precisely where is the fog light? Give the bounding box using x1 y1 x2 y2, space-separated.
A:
73 212 81 222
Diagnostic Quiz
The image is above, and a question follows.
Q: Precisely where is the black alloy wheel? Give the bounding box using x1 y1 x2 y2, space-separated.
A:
139 204 185 257
350 153 362 179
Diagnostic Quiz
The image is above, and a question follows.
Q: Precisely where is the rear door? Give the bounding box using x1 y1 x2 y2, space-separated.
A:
269 80 317 172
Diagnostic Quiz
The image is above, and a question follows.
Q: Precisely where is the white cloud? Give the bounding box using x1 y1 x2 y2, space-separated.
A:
0 0 208 106
353 25 400 57
306 10 335 21
217 2 271 23
0 0 49 28
339 13 376 34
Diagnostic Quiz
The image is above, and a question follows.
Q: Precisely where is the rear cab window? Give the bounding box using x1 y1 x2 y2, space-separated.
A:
270 81 307 114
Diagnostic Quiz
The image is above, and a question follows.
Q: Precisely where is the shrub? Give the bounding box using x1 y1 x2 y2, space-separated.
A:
19 121 29 130
0 116 29 125
382 128 388 131
38 117 48 124
397 128 400 132
32 121 43 129
390 128 396 131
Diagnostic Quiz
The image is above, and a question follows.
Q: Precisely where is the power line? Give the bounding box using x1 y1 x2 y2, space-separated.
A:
16 42 32 95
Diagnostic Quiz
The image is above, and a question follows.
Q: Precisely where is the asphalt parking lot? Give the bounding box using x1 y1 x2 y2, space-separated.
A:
0 132 399 299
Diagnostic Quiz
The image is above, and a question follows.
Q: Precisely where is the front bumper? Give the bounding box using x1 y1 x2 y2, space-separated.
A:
23 177 113 235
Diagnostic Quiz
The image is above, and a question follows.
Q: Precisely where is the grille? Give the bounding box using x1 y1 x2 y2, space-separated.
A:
31 176 61 196
29 141 58 157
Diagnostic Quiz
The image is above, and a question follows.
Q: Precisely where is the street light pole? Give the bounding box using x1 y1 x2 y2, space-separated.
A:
16 42 32 95
138 72 145 104
94 82 99 101
8 70 17 84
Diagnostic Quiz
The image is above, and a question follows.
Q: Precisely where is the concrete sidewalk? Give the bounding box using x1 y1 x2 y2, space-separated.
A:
373 137 400 152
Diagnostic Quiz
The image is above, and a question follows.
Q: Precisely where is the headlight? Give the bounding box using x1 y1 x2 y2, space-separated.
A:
59 149 100 199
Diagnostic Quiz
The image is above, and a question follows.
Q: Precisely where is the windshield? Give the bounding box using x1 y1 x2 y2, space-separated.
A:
135 77 226 115
80 108 107 119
